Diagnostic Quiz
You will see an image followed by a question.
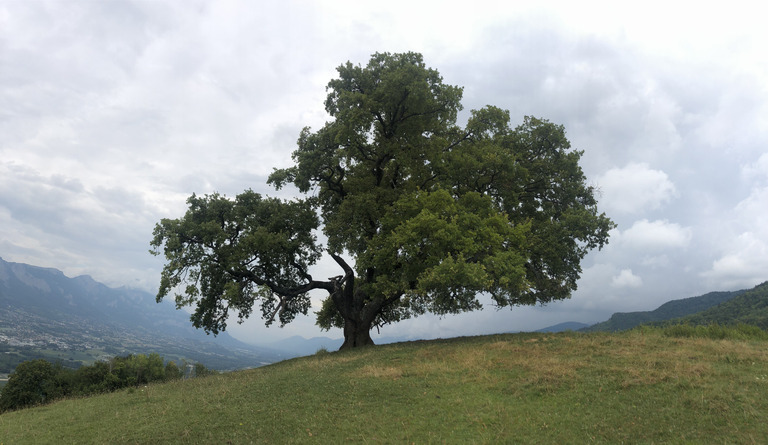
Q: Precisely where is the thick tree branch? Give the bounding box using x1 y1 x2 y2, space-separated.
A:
329 251 353 276
227 267 334 300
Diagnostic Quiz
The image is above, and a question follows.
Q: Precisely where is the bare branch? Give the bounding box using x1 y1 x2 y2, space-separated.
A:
266 296 285 325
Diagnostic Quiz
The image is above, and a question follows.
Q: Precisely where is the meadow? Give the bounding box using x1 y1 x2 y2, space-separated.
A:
2 328 767 443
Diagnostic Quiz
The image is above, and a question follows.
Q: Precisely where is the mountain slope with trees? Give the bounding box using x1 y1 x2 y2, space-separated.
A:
0 257 288 373
582 288 747 332
657 281 768 329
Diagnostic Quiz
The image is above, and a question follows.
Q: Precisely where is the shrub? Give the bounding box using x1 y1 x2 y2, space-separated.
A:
164 361 184 381
193 362 217 378
0 354 215 413
0 359 57 412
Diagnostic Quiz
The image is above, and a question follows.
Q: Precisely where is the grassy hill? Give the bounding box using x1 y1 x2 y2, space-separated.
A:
2 329 767 443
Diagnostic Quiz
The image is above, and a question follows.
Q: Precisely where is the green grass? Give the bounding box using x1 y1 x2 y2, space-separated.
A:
2 329 768 443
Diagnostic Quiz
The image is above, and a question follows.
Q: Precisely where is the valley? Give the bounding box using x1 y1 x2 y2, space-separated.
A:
0 257 290 374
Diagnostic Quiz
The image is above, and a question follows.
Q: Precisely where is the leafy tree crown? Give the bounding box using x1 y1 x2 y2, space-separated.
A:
151 52 615 343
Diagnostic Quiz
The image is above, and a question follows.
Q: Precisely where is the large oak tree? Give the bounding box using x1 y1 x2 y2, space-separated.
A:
151 52 615 349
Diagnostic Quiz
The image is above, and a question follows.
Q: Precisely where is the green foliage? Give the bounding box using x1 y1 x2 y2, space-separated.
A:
72 361 117 393
151 190 321 334
0 359 58 412
192 362 217 378
0 354 204 413
109 353 168 387
165 361 183 380
151 52 615 347
358 188 530 319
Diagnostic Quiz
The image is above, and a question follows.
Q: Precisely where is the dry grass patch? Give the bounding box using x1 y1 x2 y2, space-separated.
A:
298 348 377 371
494 339 582 394
354 364 404 380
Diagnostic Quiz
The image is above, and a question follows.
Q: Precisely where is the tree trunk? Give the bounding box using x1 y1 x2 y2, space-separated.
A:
339 317 375 350
327 254 377 350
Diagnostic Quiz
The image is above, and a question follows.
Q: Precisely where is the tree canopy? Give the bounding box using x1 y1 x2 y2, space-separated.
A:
151 52 615 349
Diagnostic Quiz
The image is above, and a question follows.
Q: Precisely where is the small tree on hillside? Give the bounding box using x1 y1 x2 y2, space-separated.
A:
0 359 57 412
151 52 615 349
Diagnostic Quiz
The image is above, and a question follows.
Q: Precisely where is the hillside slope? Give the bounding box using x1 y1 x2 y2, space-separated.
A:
2 330 767 443
658 281 768 328
583 287 747 332
0 257 289 372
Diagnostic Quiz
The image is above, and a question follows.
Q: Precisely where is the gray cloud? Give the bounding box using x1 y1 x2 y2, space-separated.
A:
2 1 767 343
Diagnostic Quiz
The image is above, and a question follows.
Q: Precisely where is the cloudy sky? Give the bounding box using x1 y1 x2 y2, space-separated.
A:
2 1 767 344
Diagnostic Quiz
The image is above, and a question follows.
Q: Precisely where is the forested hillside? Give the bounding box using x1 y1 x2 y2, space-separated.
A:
583 288 746 332
658 281 768 329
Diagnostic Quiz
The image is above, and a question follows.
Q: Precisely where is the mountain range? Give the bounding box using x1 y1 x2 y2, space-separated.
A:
3 255 766 375
535 321 591 332
580 281 768 332
0 257 292 373
659 281 768 329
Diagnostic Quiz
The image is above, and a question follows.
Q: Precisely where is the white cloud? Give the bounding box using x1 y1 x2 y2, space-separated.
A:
596 163 677 215
611 269 643 288
640 255 670 268
701 173 768 289
699 153 768 289
702 232 768 289
620 219 692 250
741 153 768 184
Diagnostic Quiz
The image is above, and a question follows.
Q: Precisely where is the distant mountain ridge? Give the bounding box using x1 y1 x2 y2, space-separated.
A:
535 321 591 333
0 257 290 372
583 282 767 332
657 281 768 329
